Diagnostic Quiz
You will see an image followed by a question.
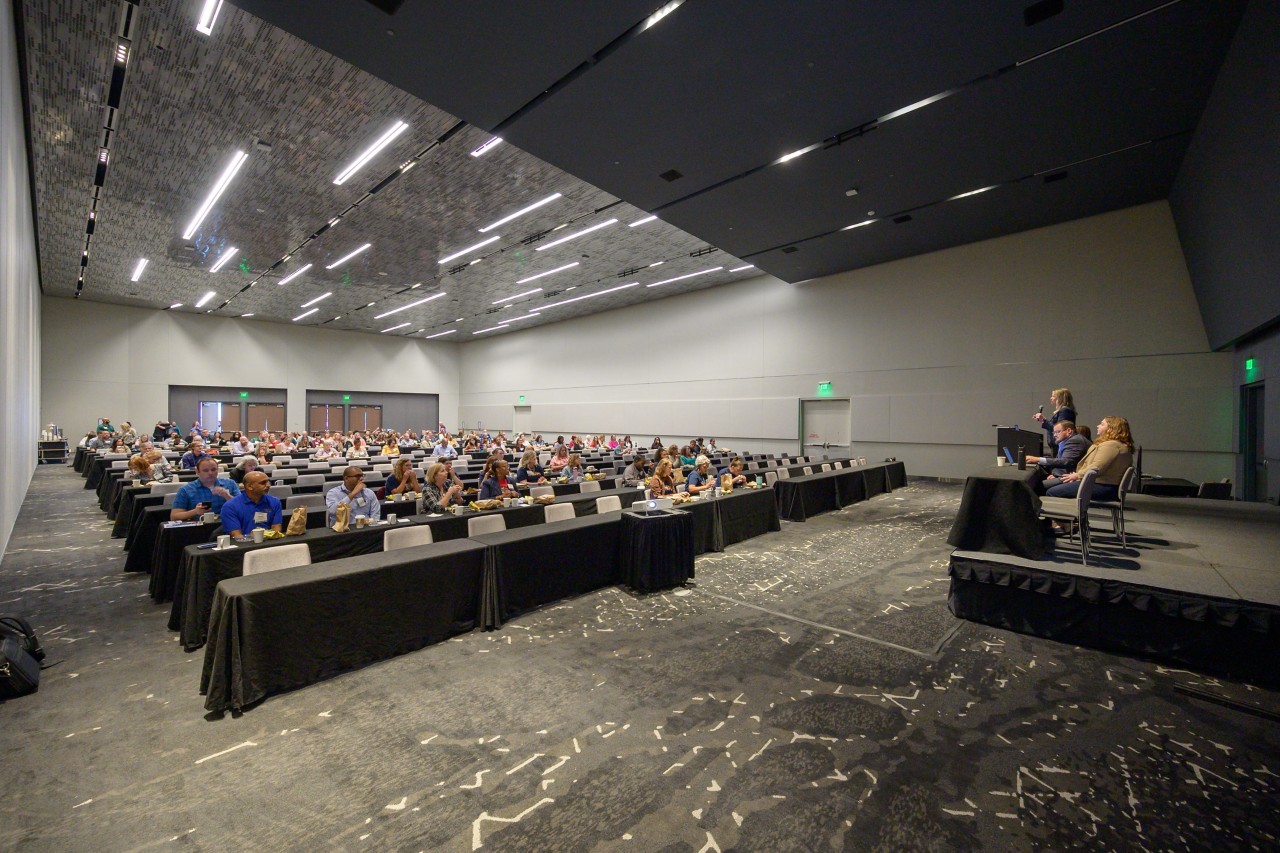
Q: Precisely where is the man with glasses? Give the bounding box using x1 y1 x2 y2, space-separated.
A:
326 466 381 527
1026 421 1088 493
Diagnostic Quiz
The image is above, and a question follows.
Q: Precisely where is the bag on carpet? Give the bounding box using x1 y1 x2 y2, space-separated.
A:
285 506 308 536
0 615 45 699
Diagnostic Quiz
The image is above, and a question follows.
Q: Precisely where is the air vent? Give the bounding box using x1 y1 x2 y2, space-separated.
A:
659 169 683 183
781 246 798 254
1024 0 1064 27
1043 170 1069 183
893 215 913 224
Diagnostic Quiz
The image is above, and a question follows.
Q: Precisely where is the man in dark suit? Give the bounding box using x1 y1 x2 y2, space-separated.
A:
1027 421 1089 493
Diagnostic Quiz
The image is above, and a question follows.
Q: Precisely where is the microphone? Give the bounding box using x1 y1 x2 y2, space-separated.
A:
1038 405 1044 414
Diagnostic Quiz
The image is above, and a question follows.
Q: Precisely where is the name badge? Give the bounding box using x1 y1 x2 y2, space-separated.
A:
253 512 268 523
355 497 366 507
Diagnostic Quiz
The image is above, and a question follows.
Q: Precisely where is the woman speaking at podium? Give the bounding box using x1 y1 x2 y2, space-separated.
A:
1034 388 1076 455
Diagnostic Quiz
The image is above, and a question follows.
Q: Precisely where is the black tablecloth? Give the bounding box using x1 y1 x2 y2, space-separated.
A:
946 466 1047 559
475 513 624 629
773 462 905 521
1141 478 1199 497
201 538 487 713
73 445 90 473
619 509 695 593
669 486 781 555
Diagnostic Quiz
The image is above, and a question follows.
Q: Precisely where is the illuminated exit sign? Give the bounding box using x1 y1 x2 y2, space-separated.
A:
817 382 833 397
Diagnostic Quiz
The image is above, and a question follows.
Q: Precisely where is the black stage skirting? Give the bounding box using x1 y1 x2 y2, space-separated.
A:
948 552 1280 688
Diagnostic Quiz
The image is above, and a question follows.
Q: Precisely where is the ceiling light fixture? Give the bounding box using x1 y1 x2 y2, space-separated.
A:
438 235 500 265
531 281 640 312
841 219 877 231
195 0 224 35
195 291 217 308
478 192 563 233
373 291 446 319
277 263 312 285
628 215 657 227
381 322 411 333
293 308 319 322
535 218 618 251
649 261 665 267
491 287 543 305
208 247 238 273
646 266 723 288
879 89 957 123
774 143 822 165
333 120 410 186
240 313 254 317
182 150 248 239
325 243 372 269
130 258 148 281
426 329 456 339
470 137 503 157
949 185 997 200
472 325 511 335
168 303 183 309
498 314 537 325
642 0 684 30
300 292 332 308
730 264 755 272
516 261 578 285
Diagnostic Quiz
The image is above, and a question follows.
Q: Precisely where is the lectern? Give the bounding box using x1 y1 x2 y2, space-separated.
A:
996 427 1043 461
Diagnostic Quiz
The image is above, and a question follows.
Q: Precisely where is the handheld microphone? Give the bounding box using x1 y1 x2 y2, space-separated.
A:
1038 405 1044 414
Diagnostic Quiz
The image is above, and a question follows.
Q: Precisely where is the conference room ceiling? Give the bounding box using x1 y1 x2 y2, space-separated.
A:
23 0 1245 339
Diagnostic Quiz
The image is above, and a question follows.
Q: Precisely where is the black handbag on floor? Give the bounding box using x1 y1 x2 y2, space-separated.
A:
0 616 45 699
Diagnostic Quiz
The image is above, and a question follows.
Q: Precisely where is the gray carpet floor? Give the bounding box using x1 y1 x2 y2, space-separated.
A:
1 465 1277 851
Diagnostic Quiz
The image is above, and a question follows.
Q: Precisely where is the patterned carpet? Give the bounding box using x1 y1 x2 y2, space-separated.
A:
1 465 1277 851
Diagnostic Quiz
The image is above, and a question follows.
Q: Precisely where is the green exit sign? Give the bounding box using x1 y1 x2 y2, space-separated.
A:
519 395 526 404
343 394 351 402
817 382 833 397
239 391 248 399
1245 358 1255 371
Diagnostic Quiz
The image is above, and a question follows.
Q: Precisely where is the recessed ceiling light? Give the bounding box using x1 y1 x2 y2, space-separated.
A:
325 243 372 269
730 264 755 272
426 329 456 339
373 291 446 319
841 219 877 231
535 219 617 252
277 263 312 285
949 185 997 200
491 287 543 305
182 150 247 239
333 121 409 186
195 291 217 308
532 281 640 312
208 247 238 273
300 291 332 308
438 235 500 265
628 215 657 227
478 193 563 233
293 308 319 322
470 137 502 157
381 322 411 333
195 0 224 35
516 261 579 285
130 258 148 281
645 266 723 288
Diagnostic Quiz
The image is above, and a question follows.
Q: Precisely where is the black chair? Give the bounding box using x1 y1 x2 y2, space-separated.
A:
1196 479 1232 500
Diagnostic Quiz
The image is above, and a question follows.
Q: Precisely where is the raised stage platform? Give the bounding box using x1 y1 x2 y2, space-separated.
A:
948 494 1280 687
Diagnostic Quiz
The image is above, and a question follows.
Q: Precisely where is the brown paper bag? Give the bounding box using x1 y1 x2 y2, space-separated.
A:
720 473 733 493
285 506 308 536
331 502 350 533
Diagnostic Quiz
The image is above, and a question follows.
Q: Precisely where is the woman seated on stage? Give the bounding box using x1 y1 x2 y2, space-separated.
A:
1045 416 1133 503
547 445 570 471
515 450 548 485
647 459 678 497
479 460 520 500
420 462 463 512
384 457 421 496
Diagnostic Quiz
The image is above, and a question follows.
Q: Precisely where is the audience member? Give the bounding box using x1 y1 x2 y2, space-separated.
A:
384 458 421 496
478 460 519 500
170 457 239 521
685 455 717 495
229 455 260 485
119 422 138 447
180 439 213 470
647 459 677 496
718 457 749 487
621 451 649 487
219 471 283 539
515 450 547 485
421 463 464 512
326 467 381 526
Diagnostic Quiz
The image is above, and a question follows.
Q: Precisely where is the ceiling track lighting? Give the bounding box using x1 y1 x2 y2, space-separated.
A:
293 308 319 322
437 235 501 265
277 263 312 285
182 150 248 239
373 291 446 319
208 246 238 272
333 120 410 186
129 258 148 281
470 137 503 157
194 290 217 308
646 266 723 288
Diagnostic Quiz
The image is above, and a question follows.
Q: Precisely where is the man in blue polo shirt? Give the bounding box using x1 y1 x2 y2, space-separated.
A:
170 456 239 521
180 438 215 470
219 471 283 538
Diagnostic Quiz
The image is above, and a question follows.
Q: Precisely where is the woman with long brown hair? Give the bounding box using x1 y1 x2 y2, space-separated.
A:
1046 415 1133 502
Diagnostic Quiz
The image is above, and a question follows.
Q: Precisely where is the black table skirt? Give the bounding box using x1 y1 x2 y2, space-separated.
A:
1141 478 1200 498
73 445 90 473
620 509 695 593
773 462 905 521
945 466 1047 560
201 539 487 713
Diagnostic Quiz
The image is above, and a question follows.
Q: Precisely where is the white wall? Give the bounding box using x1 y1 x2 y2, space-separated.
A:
460 202 1234 482
41 298 461 437
1 4 41 555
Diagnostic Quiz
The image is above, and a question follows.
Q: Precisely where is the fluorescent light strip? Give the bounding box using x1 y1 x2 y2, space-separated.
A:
472 325 511 335
373 291 446 319
169 303 183 309
478 192 562 233
437 235 500 265
628 215 657 227
325 243 372 269
535 218 617 251
300 292 332 308
425 329 456 339
498 314 537 325
240 313 254 317
470 137 502 157
949 185 997 200
182 150 248 239
130 258 148 281
646 266 722 288
774 143 822 165
516 261 579 285
277 263 312 285
879 89 957 123
491 287 542 305
208 247 238 273
530 281 640 312
841 219 877 231
293 308 319 322
381 322 410 333
642 0 684 30
195 0 223 35
730 264 755 272
333 121 409 186
195 291 217 308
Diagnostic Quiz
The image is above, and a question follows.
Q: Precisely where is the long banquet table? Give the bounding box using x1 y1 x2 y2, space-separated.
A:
772 461 907 521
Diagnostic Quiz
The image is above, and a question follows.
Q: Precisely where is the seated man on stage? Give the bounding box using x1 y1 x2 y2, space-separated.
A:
219 471 283 538
170 457 239 521
1026 421 1089 492
326 467 381 526
1045 416 1134 503
717 457 749 487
